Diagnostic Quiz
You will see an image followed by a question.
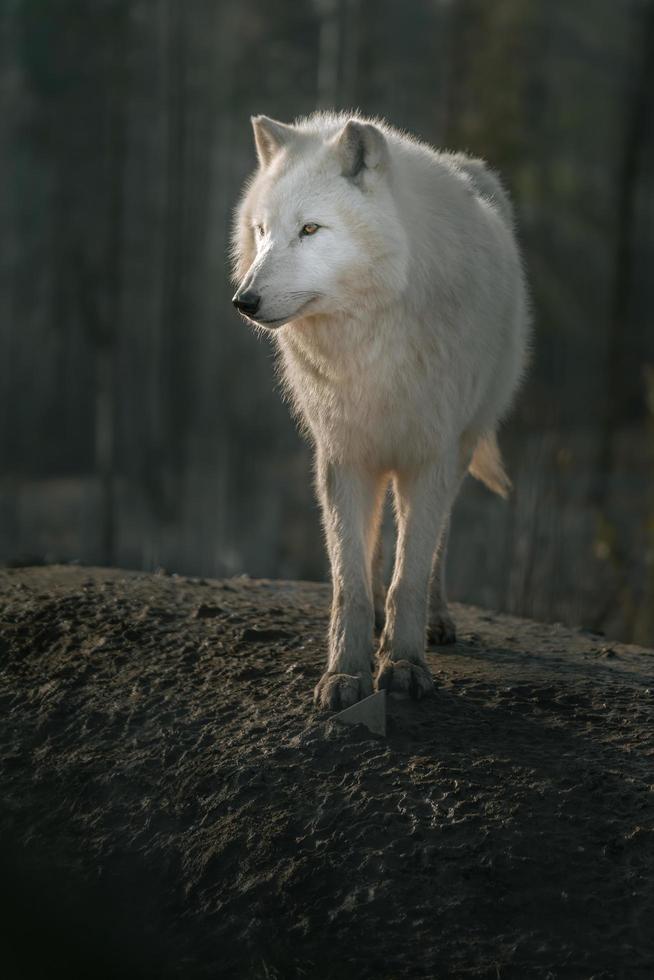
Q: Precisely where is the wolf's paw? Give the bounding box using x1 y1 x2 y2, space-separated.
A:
313 671 373 711
375 658 434 700
427 610 456 646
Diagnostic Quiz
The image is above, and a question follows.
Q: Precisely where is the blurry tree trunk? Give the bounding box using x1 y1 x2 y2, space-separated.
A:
96 4 128 566
149 0 188 525
341 0 359 106
593 0 654 508
315 0 340 108
442 0 474 146
202 0 238 573
588 0 654 634
0 6 15 464
75 5 128 567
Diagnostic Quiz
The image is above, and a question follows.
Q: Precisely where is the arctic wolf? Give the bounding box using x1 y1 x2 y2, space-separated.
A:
231 112 529 710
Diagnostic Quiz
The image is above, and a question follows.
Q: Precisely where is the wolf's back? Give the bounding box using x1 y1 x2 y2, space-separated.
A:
449 154 515 228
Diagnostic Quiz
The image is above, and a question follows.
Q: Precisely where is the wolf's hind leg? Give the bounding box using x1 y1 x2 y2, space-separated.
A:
427 438 476 646
427 520 457 645
372 533 386 633
371 485 388 633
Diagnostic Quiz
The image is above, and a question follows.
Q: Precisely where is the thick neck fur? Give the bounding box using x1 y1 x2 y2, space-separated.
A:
279 302 402 385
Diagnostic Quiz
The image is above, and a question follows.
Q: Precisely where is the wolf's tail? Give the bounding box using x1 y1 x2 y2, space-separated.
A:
468 432 512 499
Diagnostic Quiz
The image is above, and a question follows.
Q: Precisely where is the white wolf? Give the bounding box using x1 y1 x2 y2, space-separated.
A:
231 112 530 711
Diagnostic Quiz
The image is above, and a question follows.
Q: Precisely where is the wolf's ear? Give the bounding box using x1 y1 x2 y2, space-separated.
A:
334 120 387 180
251 115 296 167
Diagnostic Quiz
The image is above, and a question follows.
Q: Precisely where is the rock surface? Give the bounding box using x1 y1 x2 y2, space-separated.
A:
1 564 653 979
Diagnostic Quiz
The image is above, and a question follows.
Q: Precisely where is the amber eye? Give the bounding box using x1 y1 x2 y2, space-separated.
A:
300 222 319 237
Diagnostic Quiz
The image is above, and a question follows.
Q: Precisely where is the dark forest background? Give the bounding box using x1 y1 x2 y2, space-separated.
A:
1 0 653 644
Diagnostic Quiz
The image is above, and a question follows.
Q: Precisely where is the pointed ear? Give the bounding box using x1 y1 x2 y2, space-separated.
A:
333 120 387 180
251 115 296 167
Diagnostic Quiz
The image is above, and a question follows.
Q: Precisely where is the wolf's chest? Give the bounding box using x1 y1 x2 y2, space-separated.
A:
282 343 437 466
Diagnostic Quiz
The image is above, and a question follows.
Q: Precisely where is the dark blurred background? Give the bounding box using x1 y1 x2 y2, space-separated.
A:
1 0 653 643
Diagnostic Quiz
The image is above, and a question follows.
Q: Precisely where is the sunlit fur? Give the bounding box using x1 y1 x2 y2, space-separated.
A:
232 111 530 711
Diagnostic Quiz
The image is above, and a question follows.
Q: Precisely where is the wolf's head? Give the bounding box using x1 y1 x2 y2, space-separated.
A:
231 113 409 330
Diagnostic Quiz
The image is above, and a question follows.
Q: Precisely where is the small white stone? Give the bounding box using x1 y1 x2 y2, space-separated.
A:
333 690 386 736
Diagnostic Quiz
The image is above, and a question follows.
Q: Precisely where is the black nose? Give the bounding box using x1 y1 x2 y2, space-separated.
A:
232 289 260 316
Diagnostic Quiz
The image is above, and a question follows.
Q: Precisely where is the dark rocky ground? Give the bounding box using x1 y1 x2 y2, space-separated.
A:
1 565 653 980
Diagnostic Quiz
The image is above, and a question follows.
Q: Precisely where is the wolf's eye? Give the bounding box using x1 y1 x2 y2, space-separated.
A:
255 223 265 237
300 222 320 237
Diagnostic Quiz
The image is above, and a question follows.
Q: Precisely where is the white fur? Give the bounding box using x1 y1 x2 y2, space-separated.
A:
232 111 530 710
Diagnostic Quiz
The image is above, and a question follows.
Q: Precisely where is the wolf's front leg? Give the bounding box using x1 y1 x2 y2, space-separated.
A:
376 456 457 699
313 459 383 711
